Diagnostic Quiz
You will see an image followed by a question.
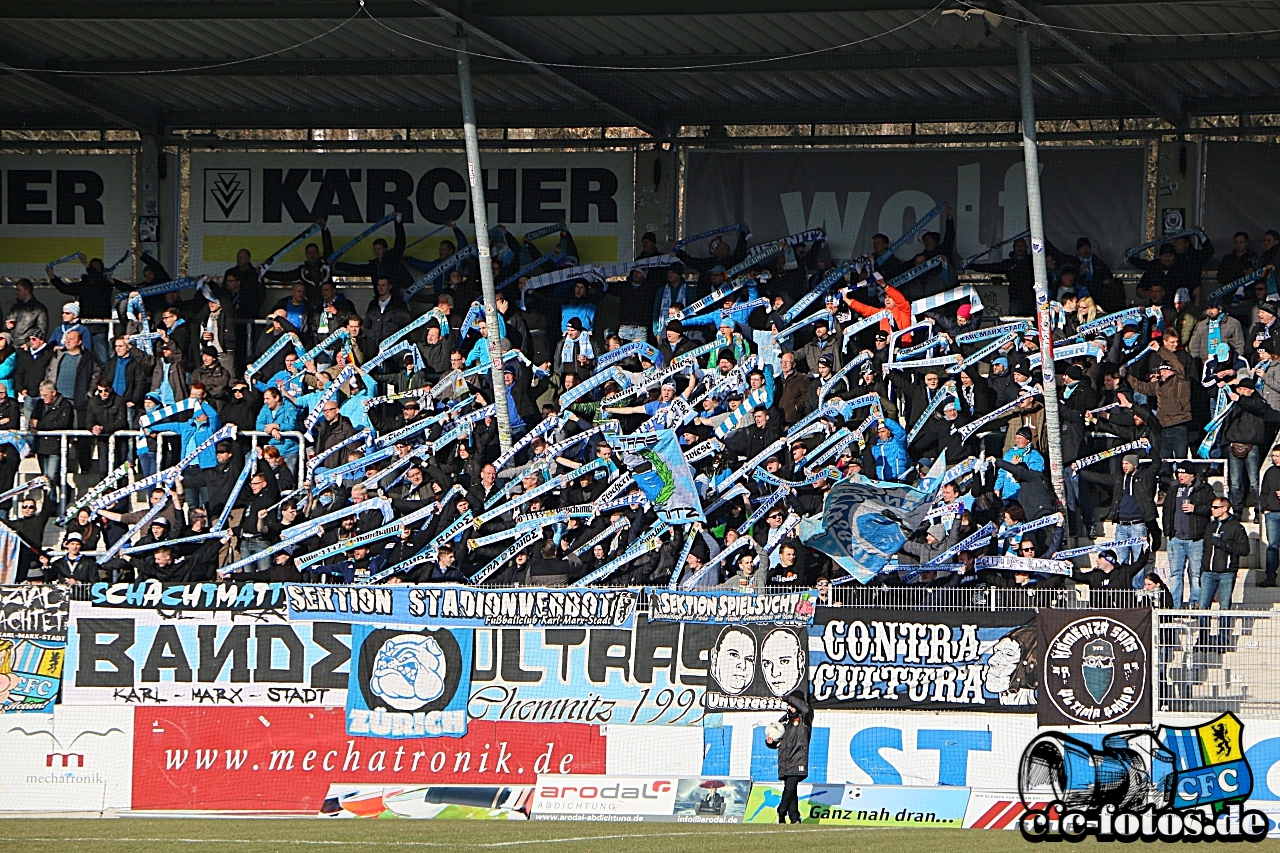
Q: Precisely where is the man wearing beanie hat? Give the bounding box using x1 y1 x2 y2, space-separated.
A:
900 520 964 566
50 301 91 355
1161 460 1214 606
994 426 1044 502
637 231 661 259
1072 546 1144 590
1080 451 1157 566
657 317 694 365
1190 298 1246 363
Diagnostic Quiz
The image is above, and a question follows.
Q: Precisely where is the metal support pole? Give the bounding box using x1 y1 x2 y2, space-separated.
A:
1017 25 1067 506
456 27 513 453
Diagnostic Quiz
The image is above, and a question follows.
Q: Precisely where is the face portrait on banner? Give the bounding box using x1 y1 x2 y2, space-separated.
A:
760 628 805 698
710 627 756 696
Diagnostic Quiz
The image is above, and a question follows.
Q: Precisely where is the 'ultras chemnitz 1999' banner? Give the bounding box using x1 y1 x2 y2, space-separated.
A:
808 607 1038 712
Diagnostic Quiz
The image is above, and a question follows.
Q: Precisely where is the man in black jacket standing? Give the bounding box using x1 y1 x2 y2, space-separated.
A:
1162 462 1215 608
1200 498 1250 610
766 691 812 825
1261 445 1280 588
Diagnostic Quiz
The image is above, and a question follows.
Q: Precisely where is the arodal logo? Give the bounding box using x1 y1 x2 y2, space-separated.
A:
204 169 250 223
357 627 462 714
539 781 674 799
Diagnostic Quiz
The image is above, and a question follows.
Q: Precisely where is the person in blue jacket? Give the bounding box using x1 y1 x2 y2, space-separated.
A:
256 387 302 473
146 399 221 507
871 418 911 481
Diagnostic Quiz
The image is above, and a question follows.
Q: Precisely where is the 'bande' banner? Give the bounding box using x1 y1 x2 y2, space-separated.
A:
286 584 637 629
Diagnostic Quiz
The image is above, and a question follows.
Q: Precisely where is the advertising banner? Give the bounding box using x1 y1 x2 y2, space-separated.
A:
743 782 969 827
188 152 634 276
467 622 717 727
131 707 606 812
704 624 808 713
319 783 533 819
345 625 471 739
63 613 352 707
1 586 69 714
685 148 1145 265
0 154 134 280
647 590 814 626
287 584 636 629
530 775 751 822
809 607 1037 712
1037 609 1151 727
0 705 133 812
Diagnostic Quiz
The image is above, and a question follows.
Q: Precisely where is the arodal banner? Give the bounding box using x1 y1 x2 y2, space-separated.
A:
131 707 606 812
685 148 1145 265
0 154 134 279
808 607 1037 712
189 152 634 277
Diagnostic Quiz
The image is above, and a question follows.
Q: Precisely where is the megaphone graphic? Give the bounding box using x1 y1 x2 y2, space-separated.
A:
1019 731 1176 812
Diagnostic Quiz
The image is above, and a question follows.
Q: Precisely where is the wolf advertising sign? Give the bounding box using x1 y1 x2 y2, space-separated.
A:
188 153 634 277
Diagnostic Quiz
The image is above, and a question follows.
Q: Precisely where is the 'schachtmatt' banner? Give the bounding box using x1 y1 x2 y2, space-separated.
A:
189 152 633 277
808 607 1038 712
685 148 1145 266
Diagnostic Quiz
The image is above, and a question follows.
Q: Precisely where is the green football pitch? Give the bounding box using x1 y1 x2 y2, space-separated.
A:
0 818 1214 852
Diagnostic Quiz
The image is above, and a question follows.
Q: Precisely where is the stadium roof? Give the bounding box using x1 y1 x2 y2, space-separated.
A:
0 0 1278 140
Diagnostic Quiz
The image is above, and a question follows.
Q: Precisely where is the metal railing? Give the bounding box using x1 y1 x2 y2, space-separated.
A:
18 428 305 515
1155 610 1280 717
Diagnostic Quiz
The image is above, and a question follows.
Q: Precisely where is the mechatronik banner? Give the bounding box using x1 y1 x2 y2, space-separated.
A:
1037 608 1151 727
468 621 717 726
63 612 352 706
86 581 288 614
647 590 814 625
287 585 636 629
1 586 69 714
809 607 1037 712
685 148 1145 264
131 707 606 813
0 154 134 280
704 624 808 712
189 152 634 276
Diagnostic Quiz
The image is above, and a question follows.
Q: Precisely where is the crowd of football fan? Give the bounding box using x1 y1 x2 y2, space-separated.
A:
3 209 1278 611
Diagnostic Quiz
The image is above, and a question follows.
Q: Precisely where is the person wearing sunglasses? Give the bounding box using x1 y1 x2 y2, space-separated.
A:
1200 500 1250 611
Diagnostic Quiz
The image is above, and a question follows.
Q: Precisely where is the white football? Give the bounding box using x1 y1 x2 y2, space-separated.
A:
765 721 786 743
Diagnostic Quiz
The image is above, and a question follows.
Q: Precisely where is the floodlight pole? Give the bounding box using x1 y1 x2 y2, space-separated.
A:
1017 24 1066 507
457 27 513 453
